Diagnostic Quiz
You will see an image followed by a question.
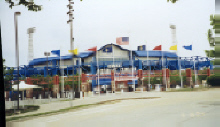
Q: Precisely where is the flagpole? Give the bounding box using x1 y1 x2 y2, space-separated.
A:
177 50 182 88
192 42 197 86
146 42 150 88
161 44 167 91
112 43 115 94
60 47 64 98
78 57 80 95
129 44 135 92
96 49 100 96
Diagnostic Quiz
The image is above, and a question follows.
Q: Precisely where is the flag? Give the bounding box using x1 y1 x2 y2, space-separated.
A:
86 46 97 51
102 46 112 53
51 50 60 57
116 37 129 45
68 48 78 55
169 45 177 50
183 45 192 50
138 45 146 51
73 49 78 55
153 45 162 50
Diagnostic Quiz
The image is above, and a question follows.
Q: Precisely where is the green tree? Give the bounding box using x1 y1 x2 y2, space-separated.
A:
167 0 178 3
3 58 6 76
3 59 14 91
5 0 176 12
5 0 42 12
206 74 220 86
205 50 215 58
5 0 83 12
205 29 215 58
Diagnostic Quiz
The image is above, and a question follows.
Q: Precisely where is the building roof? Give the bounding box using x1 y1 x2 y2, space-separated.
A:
29 44 179 66
77 52 94 58
29 55 74 66
133 50 178 58
98 43 130 52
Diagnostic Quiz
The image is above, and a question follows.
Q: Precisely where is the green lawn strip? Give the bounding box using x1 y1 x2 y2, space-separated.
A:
5 105 40 116
59 99 73 101
6 97 159 122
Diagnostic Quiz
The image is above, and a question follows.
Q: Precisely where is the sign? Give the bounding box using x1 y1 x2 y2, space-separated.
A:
107 65 121 68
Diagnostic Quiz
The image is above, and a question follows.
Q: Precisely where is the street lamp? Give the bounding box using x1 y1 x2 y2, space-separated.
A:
67 0 75 99
44 52 50 98
14 11 21 112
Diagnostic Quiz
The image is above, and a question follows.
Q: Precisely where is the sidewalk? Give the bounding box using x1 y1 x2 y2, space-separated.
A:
5 91 161 120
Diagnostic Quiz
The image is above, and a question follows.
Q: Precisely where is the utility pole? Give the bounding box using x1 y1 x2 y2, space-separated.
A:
14 12 21 112
67 0 75 99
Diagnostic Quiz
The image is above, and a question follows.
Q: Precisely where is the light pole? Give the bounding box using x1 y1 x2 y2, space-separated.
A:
44 52 50 98
67 0 75 99
14 11 21 112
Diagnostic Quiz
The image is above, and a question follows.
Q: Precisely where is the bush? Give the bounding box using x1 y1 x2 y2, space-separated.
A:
143 77 154 85
206 74 220 86
152 77 162 84
170 76 183 85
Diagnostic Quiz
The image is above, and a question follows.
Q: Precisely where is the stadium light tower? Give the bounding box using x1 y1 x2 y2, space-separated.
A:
170 24 177 46
170 24 183 88
27 27 35 63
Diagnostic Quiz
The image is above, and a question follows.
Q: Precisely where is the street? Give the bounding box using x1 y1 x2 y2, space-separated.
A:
7 89 220 127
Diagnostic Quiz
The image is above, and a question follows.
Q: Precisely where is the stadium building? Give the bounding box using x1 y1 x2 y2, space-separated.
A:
8 44 211 91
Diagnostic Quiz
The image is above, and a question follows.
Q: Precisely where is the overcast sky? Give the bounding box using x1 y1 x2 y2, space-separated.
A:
0 0 215 67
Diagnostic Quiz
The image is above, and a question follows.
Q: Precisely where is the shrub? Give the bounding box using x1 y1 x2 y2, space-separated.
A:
170 76 181 85
206 74 220 86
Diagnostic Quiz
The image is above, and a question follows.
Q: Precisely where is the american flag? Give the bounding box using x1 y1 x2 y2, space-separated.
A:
116 37 129 45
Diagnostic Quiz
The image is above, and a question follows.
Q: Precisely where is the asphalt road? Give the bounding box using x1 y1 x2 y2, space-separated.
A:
6 89 220 127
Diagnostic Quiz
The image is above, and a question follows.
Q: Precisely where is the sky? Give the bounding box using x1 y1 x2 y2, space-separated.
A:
0 0 215 67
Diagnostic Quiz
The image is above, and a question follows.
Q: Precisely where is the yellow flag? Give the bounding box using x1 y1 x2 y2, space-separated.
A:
73 48 78 55
169 45 177 50
68 48 78 55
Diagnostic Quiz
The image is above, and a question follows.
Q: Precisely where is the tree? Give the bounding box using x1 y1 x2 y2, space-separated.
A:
3 58 6 76
3 59 14 91
5 0 176 12
167 0 178 3
5 0 42 12
206 74 220 86
205 29 215 58
205 50 215 58
5 0 83 12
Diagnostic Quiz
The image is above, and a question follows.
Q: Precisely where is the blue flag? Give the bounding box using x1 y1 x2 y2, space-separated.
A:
138 45 146 51
51 50 60 57
102 46 112 53
183 45 192 50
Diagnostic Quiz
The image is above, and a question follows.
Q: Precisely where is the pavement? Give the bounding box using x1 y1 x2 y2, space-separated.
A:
6 88 220 127
5 91 159 119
